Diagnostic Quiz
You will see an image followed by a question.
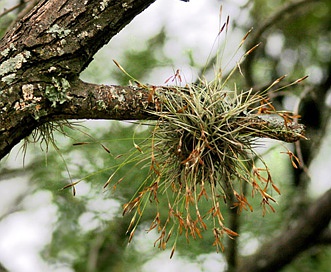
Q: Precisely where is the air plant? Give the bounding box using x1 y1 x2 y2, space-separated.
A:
110 20 306 257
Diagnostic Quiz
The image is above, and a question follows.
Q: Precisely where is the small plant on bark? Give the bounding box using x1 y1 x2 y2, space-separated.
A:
109 29 306 256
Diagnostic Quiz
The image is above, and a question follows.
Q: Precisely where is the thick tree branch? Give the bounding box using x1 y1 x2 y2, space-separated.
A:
0 0 156 77
0 0 156 160
0 78 305 160
236 189 331 272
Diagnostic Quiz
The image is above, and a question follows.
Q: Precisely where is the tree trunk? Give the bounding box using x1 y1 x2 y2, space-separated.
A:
0 0 156 160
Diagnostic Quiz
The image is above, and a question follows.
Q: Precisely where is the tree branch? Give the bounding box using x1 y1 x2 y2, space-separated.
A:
0 0 156 160
316 229 331 245
0 0 305 162
0 0 156 76
236 189 331 272
0 78 306 160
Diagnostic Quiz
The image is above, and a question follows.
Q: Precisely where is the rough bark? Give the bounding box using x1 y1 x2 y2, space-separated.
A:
0 0 156 160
